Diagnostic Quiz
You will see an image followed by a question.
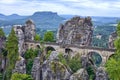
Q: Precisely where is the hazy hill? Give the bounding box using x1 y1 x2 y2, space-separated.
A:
0 11 65 28
0 13 27 21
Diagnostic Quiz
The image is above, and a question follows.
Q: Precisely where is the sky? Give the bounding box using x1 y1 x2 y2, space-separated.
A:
0 0 120 17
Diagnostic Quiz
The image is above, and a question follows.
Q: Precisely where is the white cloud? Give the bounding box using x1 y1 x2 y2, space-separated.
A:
0 0 120 16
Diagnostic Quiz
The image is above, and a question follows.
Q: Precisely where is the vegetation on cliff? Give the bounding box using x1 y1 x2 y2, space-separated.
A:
34 34 41 41
24 49 39 74
106 22 120 79
58 53 81 73
11 73 33 80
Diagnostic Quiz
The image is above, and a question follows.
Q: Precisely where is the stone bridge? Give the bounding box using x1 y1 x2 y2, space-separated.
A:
44 43 115 65
24 41 115 65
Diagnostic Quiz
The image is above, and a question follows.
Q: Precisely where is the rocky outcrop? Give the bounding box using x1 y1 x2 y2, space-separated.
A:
42 51 71 80
31 57 41 80
0 37 6 50
13 19 36 56
25 19 36 41
95 67 109 80
108 32 117 49
0 37 6 72
57 16 93 46
70 68 89 80
13 58 26 74
14 25 25 56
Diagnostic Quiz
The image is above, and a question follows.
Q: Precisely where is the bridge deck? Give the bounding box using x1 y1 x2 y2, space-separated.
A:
44 42 116 52
24 40 116 52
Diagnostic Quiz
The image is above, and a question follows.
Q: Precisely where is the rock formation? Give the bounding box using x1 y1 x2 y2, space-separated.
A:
31 57 41 80
57 16 93 46
13 19 36 55
42 51 71 80
70 68 89 80
95 67 109 80
0 36 6 50
0 37 6 73
108 32 117 49
13 58 26 74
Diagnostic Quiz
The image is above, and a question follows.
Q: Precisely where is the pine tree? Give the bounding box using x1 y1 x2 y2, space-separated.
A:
5 28 18 79
0 28 5 37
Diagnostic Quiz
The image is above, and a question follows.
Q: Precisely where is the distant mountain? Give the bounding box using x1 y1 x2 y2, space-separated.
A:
0 13 27 21
0 11 65 29
27 12 65 28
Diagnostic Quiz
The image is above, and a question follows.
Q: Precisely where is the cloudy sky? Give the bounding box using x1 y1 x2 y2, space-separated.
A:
0 0 120 17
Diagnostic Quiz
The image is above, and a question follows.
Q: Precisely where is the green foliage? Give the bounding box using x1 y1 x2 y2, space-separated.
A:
106 58 120 80
86 66 95 80
105 22 120 80
24 49 38 74
0 73 3 80
34 34 41 41
43 31 54 42
26 59 33 74
46 50 52 59
24 49 38 60
11 73 33 80
6 28 18 79
68 56 81 73
0 28 5 37
58 53 81 73
2 49 8 57
58 53 67 65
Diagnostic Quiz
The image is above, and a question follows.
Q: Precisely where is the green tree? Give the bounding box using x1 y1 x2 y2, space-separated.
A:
43 31 54 42
26 60 33 74
24 49 38 74
6 28 18 79
24 49 38 60
106 22 120 79
34 34 41 41
11 73 33 80
0 28 5 37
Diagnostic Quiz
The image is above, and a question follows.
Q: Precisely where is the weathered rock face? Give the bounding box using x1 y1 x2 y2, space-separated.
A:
42 51 71 80
108 32 117 49
31 57 41 80
57 16 93 46
13 19 36 55
0 37 6 50
70 68 89 80
95 67 109 80
0 37 6 72
14 25 25 56
25 19 36 41
13 58 26 74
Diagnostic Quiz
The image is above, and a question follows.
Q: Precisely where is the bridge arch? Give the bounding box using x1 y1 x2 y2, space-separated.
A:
36 44 41 49
65 48 73 54
108 54 115 60
45 46 56 54
87 51 102 66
